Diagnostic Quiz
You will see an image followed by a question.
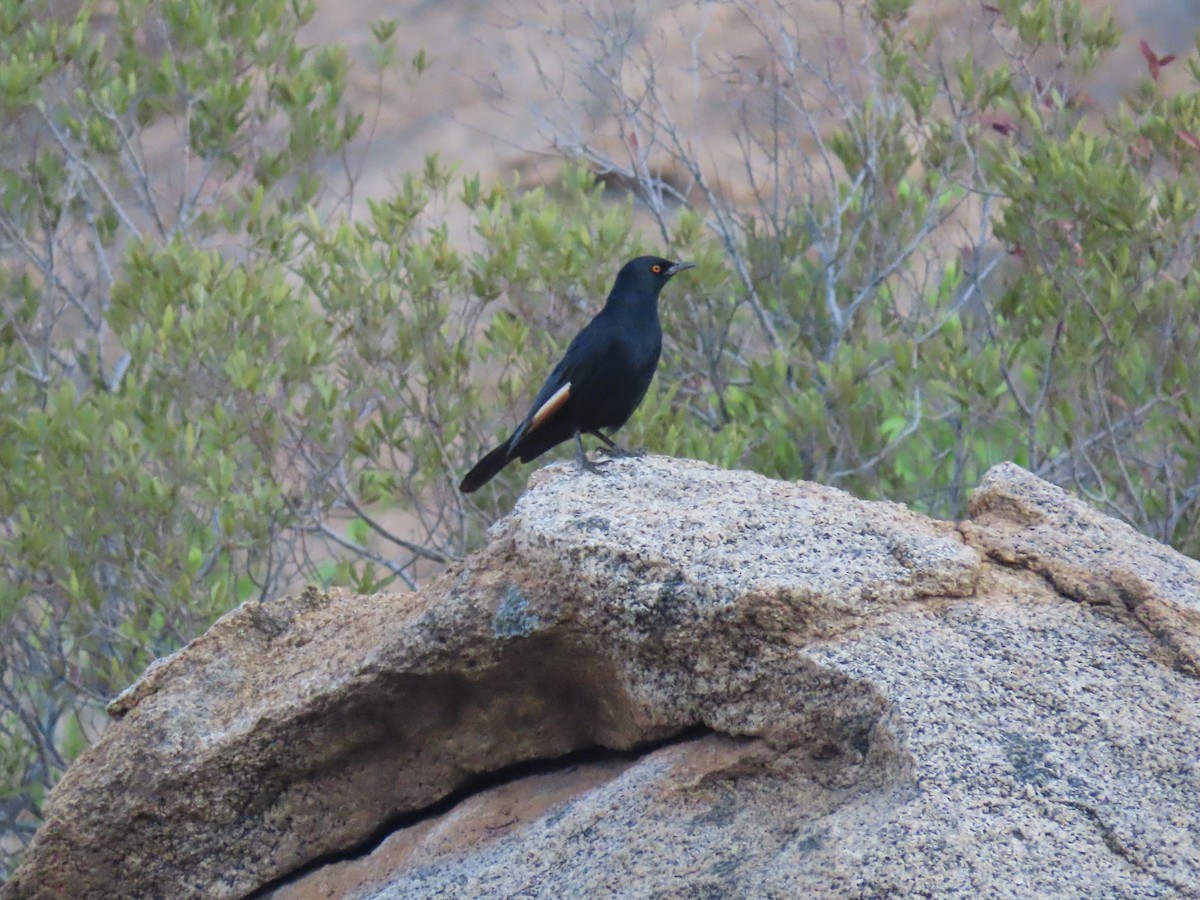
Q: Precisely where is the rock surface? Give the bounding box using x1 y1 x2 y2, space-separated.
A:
5 459 1200 898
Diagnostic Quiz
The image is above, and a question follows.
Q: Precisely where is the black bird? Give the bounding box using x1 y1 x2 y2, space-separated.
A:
459 256 695 493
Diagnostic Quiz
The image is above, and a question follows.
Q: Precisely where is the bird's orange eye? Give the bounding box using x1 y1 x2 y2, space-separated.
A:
651 264 663 274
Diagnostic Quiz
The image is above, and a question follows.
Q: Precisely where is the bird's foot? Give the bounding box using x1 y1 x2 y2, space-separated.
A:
576 454 612 477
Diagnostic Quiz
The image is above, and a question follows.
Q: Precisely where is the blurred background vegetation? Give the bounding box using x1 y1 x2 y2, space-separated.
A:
3 0 1200 874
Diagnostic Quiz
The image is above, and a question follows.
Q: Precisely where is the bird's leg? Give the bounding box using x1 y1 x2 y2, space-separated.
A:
589 430 645 459
574 431 611 476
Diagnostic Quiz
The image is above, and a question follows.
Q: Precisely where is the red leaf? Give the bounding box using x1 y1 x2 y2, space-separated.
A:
628 132 639 153
1177 130 1200 152
1139 39 1176 82
988 118 1015 136
1065 90 1093 110
981 3 1000 11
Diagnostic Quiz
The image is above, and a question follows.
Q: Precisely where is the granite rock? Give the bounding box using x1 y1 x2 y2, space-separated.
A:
5 458 1199 899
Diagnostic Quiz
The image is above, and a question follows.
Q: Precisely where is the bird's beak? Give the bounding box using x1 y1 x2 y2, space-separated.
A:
666 261 696 277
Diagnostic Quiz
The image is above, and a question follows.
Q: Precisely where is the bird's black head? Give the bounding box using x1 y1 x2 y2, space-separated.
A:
610 255 696 299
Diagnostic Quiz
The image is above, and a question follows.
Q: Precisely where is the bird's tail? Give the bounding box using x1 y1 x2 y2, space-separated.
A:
459 442 513 493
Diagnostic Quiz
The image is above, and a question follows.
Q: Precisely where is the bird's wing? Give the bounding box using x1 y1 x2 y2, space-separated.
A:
508 316 614 449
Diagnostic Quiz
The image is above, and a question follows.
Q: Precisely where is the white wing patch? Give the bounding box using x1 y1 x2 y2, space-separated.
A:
528 382 571 434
